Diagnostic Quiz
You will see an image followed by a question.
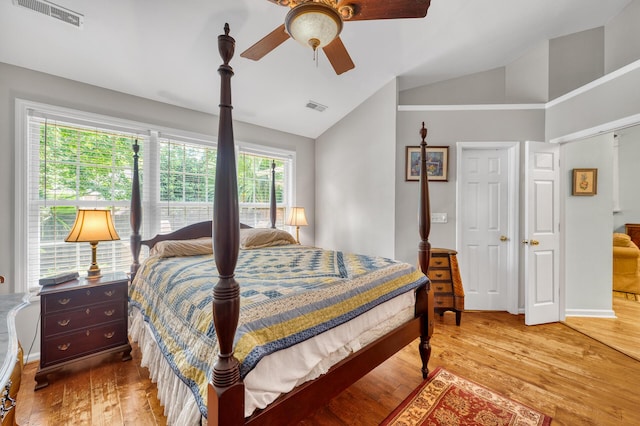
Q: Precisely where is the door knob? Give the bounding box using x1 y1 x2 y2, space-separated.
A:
500 235 508 242
530 240 540 246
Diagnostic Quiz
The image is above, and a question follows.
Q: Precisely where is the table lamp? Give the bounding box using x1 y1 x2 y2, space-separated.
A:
286 207 308 244
65 209 120 279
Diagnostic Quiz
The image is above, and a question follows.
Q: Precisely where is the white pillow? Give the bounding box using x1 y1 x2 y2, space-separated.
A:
149 238 213 258
239 228 297 249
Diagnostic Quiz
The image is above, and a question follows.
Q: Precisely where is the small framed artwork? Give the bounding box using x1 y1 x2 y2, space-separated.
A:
405 146 449 182
572 168 597 196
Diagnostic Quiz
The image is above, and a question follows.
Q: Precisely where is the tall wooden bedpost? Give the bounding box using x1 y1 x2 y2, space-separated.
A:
417 122 433 378
270 160 277 228
208 23 244 425
130 139 142 277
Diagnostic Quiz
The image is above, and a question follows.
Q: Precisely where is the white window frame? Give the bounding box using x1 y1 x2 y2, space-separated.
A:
15 99 294 293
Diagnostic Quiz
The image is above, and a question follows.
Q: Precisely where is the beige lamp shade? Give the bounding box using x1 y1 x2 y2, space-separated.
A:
286 207 308 244
286 207 308 227
65 209 120 279
65 209 120 243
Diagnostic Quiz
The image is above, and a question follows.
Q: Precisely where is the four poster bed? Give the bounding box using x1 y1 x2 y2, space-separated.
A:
127 25 434 425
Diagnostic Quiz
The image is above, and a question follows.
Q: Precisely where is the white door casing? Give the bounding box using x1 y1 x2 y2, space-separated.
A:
523 141 561 325
456 142 519 314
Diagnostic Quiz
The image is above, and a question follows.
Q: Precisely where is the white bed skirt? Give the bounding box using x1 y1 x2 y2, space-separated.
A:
129 289 416 424
129 310 204 425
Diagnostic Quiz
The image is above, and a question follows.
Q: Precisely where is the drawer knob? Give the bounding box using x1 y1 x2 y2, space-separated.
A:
86 290 91 296
104 331 115 339
57 298 71 305
104 290 115 297
57 319 70 327
86 330 90 336
57 343 71 351
104 309 115 316
86 308 91 315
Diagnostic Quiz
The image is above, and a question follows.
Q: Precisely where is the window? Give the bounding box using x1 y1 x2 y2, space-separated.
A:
16 100 294 292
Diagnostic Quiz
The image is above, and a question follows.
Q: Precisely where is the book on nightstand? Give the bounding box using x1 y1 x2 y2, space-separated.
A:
38 272 79 286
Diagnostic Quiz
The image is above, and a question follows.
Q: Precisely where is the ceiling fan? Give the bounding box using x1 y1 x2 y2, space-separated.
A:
240 0 432 75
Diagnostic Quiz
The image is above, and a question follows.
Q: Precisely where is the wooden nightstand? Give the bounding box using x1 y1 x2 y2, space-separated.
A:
35 272 132 389
428 248 465 326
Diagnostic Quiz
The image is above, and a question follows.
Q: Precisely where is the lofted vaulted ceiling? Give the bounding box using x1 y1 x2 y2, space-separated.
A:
0 0 632 138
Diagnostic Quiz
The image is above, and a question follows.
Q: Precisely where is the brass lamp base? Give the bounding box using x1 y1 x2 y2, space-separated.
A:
86 241 102 279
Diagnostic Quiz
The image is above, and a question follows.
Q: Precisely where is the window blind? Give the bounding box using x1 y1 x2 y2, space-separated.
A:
26 114 144 289
20 102 295 291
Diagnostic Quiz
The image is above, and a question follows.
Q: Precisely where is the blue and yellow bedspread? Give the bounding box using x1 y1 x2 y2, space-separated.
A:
129 245 428 417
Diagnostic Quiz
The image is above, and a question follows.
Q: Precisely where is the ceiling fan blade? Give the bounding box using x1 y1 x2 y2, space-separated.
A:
322 37 355 75
240 24 290 61
341 0 431 21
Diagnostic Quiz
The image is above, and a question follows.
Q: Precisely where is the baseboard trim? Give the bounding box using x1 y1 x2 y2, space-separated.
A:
564 308 616 318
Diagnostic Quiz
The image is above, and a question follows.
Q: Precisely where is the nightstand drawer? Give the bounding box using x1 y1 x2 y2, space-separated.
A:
429 256 450 268
40 320 128 367
432 283 453 294
43 301 126 336
42 282 127 314
428 269 452 281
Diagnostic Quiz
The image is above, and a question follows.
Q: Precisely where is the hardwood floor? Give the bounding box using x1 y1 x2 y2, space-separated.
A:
563 295 640 361
17 307 640 425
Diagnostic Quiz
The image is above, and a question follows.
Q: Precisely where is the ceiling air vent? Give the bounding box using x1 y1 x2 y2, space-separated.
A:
13 0 84 28
306 101 327 112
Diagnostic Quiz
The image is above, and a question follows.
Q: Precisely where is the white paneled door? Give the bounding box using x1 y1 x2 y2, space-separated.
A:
459 147 513 311
523 141 560 325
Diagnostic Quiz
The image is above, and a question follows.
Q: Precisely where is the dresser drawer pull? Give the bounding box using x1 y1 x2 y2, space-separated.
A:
104 331 115 339
435 300 444 305
435 285 445 291
434 260 443 265
57 319 70 327
86 290 91 296
86 330 90 336
104 290 115 297
435 273 443 278
86 308 91 315
57 298 71 305
57 343 71 351
104 309 115 316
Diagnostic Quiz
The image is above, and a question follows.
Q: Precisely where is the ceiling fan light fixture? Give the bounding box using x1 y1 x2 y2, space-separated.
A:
285 3 343 51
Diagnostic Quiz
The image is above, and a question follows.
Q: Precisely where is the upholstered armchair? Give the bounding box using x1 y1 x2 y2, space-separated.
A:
613 233 640 294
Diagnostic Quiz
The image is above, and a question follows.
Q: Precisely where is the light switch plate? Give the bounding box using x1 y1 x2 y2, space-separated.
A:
431 213 448 223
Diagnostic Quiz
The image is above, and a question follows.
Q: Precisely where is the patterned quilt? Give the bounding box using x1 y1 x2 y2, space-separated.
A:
129 245 428 418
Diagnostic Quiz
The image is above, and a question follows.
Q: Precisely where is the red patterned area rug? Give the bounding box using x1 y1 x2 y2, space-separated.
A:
381 367 552 426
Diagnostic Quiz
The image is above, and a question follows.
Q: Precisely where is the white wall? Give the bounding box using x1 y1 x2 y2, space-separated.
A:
562 133 614 315
0 61 315 359
315 79 397 258
605 0 640 73
613 125 640 231
394 109 544 265
548 27 605 100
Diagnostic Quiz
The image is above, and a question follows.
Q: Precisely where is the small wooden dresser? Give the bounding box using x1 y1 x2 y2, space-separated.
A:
35 272 132 389
428 248 465 325
625 224 640 248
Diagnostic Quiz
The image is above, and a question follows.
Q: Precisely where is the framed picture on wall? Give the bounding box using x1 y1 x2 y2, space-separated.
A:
405 146 449 182
572 168 597 196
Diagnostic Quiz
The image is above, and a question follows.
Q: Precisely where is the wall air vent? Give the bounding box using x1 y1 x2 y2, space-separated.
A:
13 0 84 28
306 101 327 112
